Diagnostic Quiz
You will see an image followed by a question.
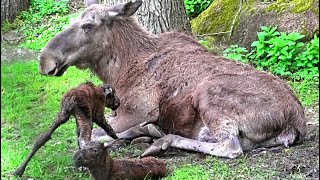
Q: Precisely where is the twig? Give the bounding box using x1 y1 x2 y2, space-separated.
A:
195 0 244 39
229 0 243 38
195 31 231 37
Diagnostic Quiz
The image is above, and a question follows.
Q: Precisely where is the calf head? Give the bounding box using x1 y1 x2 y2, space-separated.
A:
73 141 107 168
101 84 120 110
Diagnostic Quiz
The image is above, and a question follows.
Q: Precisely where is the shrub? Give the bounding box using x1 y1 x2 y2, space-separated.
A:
248 26 319 80
223 45 248 63
184 0 213 19
223 27 319 106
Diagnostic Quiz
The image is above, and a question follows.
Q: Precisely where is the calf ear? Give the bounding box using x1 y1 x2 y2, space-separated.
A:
103 87 113 97
107 0 142 17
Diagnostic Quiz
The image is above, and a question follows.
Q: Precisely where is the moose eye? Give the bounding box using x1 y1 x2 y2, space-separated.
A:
82 23 93 33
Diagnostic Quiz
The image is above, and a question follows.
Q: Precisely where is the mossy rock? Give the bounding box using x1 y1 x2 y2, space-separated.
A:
192 0 319 50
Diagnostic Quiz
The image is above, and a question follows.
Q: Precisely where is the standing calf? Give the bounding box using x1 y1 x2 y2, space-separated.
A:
73 141 167 180
13 82 119 177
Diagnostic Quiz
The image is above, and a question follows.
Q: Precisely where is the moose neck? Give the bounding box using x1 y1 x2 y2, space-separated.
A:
96 17 159 86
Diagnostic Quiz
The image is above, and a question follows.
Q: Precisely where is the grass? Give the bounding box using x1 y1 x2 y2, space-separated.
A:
162 156 279 180
288 77 319 107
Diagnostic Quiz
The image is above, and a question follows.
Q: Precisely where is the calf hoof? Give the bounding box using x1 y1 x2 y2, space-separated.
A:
78 166 88 172
12 166 25 177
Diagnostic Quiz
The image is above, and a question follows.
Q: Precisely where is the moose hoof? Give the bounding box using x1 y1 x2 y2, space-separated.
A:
140 134 174 157
140 145 162 157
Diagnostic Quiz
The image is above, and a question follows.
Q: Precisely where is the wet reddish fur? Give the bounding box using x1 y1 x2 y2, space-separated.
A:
74 142 166 180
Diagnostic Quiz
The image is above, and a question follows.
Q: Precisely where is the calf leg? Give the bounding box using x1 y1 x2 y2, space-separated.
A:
141 134 243 159
94 115 118 139
74 111 93 149
13 110 71 177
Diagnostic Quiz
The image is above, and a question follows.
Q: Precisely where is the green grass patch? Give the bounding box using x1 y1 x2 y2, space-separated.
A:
163 156 279 179
1 60 103 179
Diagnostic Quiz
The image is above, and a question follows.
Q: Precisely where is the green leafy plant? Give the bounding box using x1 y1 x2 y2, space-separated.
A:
2 0 73 50
21 13 79 50
223 26 319 106
292 34 319 80
250 26 304 76
184 0 213 18
223 44 249 63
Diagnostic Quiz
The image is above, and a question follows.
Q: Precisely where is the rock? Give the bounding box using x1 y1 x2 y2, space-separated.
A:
191 0 319 50
2 31 24 44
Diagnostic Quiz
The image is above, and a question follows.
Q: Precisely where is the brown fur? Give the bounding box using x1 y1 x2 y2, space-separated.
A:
73 141 166 180
13 82 119 177
59 81 119 147
39 1 307 158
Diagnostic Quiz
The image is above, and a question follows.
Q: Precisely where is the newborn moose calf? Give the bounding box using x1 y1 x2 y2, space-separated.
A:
14 82 119 177
73 141 167 180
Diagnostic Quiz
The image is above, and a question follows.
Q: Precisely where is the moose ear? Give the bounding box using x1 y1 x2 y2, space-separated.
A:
107 0 142 18
84 0 99 7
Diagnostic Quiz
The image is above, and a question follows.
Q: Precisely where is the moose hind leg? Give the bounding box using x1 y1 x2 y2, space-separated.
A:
258 126 297 148
141 133 243 159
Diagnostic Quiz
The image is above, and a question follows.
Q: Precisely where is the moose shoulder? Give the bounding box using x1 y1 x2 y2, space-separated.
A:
39 0 307 158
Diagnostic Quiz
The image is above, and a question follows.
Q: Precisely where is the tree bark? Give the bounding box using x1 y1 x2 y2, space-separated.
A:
1 0 29 24
102 0 192 34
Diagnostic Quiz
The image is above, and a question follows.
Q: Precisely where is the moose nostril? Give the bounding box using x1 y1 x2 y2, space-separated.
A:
47 69 56 76
47 62 59 75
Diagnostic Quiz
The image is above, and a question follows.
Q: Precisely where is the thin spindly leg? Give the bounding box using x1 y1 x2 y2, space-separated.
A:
13 110 71 177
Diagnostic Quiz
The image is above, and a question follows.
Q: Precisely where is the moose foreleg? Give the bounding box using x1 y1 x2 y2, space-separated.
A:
116 122 165 140
141 134 243 159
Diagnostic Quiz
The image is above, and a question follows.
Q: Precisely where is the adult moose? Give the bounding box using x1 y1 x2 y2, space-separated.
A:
39 0 307 158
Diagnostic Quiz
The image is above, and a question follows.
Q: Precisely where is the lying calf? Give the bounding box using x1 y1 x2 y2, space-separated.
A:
14 81 119 177
73 141 167 180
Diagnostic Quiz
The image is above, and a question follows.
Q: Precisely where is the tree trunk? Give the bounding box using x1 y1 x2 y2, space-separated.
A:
1 0 29 24
102 0 192 34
